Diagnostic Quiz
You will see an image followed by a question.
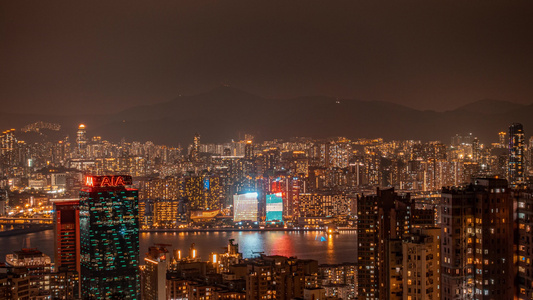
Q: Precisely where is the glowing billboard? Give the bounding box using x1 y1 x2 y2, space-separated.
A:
233 192 258 222
266 193 283 222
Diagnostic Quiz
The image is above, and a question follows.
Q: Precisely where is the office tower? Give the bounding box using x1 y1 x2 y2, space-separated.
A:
140 245 169 300
79 175 139 299
517 190 533 300
441 178 513 300
357 188 411 300
52 198 80 272
233 192 258 222
5 248 52 298
51 198 80 299
509 123 525 188
76 124 87 157
269 176 301 219
402 227 440 300
266 193 283 222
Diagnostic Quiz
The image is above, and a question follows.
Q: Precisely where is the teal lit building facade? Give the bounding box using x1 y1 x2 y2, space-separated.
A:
266 193 283 223
80 175 139 299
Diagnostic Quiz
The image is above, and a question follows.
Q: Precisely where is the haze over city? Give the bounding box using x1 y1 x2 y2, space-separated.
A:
1 1 533 116
1 1 533 300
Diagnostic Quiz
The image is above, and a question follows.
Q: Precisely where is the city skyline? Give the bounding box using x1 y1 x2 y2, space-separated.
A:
2 1 533 299
0 121 531 299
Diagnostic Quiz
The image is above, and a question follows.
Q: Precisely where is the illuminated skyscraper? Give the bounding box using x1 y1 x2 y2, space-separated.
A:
244 140 253 160
509 123 525 188
79 175 139 299
190 133 200 161
51 198 80 299
233 192 258 222
76 124 87 157
266 193 283 222
0 129 16 173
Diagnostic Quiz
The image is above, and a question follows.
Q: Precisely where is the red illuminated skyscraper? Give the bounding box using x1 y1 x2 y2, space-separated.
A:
52 199 80 272
51 198 81 299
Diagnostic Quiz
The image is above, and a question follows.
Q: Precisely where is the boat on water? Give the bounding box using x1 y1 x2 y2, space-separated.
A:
324 224 339 234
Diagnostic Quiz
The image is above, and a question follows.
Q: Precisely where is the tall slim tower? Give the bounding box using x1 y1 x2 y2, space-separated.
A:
244 140 253 161
51 198 80 299
509 123 525 188
80 175 139 299
76 124 87 157
1 129 16 173
190 133 200 162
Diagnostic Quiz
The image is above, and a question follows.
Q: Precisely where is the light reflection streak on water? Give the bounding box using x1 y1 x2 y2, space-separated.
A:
2 230 358 265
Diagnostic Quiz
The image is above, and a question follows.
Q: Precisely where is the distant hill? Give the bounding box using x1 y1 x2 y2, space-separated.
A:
0 87 531 145
453 99 525 115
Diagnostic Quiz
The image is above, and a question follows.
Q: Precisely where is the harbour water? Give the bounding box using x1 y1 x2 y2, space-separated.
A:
0 230 357 265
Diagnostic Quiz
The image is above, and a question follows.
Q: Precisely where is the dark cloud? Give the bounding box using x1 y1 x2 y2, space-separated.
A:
1 0 532 114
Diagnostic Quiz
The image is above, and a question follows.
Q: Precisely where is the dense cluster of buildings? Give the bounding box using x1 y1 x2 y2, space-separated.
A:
2 122 531 228
1 122 533 299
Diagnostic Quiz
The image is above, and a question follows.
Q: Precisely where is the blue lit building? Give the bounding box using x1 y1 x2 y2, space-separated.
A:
79 175 139 299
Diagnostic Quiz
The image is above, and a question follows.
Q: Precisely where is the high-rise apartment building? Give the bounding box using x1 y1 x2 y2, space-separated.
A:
517 189 533 300
184 173 223 210
140 245 169 300
357 188 411 300
402 227 440 300
441 178 513 300
79 175 139 299
190 133 200 162
76 124 87 157
509 123 525 188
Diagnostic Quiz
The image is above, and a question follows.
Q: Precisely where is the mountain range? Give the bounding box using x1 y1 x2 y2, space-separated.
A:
0 87 530 145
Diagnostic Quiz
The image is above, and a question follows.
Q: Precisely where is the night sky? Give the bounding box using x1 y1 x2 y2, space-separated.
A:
1 1 532 115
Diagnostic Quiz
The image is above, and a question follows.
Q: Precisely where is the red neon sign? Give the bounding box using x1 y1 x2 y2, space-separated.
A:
84 175 133 187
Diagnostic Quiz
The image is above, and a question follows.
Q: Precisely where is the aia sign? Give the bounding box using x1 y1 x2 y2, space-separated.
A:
85 175 133 187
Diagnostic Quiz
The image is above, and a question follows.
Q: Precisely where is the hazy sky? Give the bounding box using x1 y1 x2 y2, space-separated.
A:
1 1 532 115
